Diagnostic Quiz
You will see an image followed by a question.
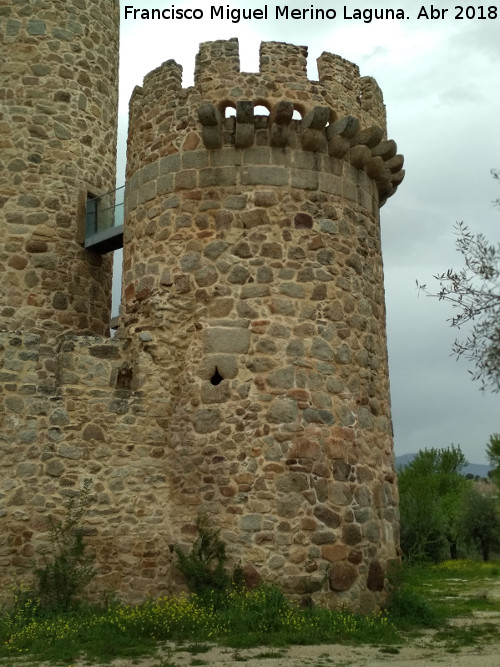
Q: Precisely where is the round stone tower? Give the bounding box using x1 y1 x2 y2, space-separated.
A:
0 0 120 339
122 40 404 610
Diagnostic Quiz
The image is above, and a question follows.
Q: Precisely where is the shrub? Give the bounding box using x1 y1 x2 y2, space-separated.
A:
175 515 234 602
34 478 96 610
387 588 440 630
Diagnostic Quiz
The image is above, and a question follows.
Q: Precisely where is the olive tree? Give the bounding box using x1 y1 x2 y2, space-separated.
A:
460 488 500 561
418 170 500 392
398 446 471 562
486 433 500 487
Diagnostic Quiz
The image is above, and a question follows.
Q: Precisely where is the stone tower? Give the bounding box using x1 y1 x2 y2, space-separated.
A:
0 0 120 339
120 39 404 609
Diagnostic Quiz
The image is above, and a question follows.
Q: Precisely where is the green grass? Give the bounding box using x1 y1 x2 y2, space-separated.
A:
391 559 500 619
252 649 287 659
433 622 499 653
183 643 211 654
386 559 500 651
0 585 397 663
0 559 498 664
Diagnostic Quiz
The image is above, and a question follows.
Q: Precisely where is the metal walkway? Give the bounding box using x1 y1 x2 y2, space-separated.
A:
85 185 124 253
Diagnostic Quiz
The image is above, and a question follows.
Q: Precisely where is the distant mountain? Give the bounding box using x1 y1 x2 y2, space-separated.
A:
395 453 418 468
395 453 493 479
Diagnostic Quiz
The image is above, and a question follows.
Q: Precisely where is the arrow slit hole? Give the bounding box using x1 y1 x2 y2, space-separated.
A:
210 367 224 386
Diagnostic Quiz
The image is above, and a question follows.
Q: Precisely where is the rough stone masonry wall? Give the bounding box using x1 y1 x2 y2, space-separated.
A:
0 330 179 602
0 37 403 612
117 39 404 610
0 0 119 338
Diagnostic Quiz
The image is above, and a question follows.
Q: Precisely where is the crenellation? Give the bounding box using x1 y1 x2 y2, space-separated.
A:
359 76 385 123
125 38 395 184
195 37 240 85
143 59 183 98
317 51 360 83
317 52 386 131
259 41 308 76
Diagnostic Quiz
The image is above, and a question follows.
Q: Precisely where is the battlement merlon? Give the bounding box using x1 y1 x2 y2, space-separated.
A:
130 40 386 131
195 37 241 84
259 41 308 76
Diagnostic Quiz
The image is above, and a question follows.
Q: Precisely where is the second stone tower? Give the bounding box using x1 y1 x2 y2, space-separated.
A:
0 0 120 338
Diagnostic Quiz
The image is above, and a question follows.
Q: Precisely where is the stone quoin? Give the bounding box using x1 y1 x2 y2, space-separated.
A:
0 2 404 611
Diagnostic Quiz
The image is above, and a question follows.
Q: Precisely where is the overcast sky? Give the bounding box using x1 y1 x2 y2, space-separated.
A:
114 0 499 464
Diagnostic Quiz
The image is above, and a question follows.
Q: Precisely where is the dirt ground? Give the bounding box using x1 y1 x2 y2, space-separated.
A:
108 634 500 666
7 636 499 667
6 621 499 667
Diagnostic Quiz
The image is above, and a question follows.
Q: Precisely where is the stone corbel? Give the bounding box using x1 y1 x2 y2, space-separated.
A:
269 101 294 147
198 102 223 149
300 106 329 151
326 116 359 157
235 100 255 148
391 169 405 188
348 145 372 169
365 156 386 180
385 154 404 173
371 139 397 160
350 125 384 148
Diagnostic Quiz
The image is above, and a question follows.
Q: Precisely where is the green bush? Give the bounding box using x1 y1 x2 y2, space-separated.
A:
387 587 440 630
175 514 238 604
218 584 289 638
34 478 96 611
